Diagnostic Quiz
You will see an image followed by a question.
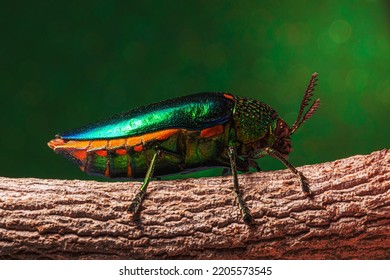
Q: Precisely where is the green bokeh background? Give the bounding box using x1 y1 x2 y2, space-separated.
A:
1 0 389 180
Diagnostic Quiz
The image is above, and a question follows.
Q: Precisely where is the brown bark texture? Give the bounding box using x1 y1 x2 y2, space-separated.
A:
0 150 389 259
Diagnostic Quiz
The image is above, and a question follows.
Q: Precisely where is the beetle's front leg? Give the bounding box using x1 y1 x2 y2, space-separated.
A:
227 146 254 225
265 147 311 195
248 159 261 172
128 150 160 214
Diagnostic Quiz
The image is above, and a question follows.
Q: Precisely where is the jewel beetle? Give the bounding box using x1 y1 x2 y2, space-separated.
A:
48 73 320 224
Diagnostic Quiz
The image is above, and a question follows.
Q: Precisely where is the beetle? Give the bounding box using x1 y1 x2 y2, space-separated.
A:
48 73 320 224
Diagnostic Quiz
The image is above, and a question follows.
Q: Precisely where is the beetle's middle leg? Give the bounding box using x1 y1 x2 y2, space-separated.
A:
248 159 261 171
227 146 254 225
128 150 160 214
221 157 261 176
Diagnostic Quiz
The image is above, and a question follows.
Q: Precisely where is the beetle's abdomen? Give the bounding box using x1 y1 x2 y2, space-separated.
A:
48 124 231 179
49 129 181 178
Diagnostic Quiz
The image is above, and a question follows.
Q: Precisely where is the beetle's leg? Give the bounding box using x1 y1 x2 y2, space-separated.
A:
221 168 231 176
248 159 261 172
265 147 311 195
221 158 258 176
128 150 160 214
227 146 253 225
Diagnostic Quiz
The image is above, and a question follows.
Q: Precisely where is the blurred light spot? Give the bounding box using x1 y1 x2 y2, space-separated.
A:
328 70 347 93
123 41 146 63
94 2 116 22
286 65 310 85
203 44 226 69
377 35 390 51
317 31 337 54
254 8 274 23
254 57 276 81
375 79 390 105
329 20 352 43
286 23 310 46
82 32 105 55
104 84 127 109
19 81 44 107
275 22 310 46
346 69 368 92
178 29 201 63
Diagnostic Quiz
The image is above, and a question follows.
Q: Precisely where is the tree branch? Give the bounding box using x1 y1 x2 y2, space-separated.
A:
0 150 389 259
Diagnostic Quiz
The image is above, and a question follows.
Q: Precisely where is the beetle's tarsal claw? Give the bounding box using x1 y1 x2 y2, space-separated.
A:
237 200 253 225
299 172 312 196
127 201 139 213
128 189 146 214
243 212 254 225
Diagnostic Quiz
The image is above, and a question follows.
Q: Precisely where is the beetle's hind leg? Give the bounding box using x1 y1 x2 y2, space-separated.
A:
221 168 231 176
227 146 254 225
128 150 160 214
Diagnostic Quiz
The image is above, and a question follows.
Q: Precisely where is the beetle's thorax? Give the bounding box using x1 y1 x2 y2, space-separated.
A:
233 96 278 144
233 96 292 158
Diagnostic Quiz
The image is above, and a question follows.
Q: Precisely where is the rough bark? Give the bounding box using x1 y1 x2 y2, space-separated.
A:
0 150 389 259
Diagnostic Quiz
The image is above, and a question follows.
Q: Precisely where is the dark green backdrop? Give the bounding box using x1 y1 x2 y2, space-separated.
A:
1 1 389 180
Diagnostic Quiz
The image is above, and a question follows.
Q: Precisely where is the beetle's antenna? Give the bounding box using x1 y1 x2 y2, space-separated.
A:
290 72 320 135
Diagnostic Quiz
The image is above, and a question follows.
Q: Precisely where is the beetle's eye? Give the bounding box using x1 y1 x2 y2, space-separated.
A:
275 119 290 139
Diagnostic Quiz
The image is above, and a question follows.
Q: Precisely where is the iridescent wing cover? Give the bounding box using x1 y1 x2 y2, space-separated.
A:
58 92 235 140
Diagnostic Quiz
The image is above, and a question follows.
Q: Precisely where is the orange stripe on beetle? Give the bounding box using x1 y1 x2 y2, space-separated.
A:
126 137 141 147
116 148 127 155
200 125 224 138
149 129 178 141
133 145 143 152
49 140 90 150
108 138 126 149
71 150 87 161
125 129 180 148
223 93 234 100
47 138 66 149
88 140 108 151
51 129 180 158
95 150 108 157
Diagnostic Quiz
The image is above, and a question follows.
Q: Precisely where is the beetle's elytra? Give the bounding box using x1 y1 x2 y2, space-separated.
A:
48 73 320 225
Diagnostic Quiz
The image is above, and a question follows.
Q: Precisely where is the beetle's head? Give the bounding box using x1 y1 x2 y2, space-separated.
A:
271 118 292 158
270 73 320 158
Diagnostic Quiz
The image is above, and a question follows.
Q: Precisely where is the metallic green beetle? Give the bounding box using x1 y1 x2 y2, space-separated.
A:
48 73 320 224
